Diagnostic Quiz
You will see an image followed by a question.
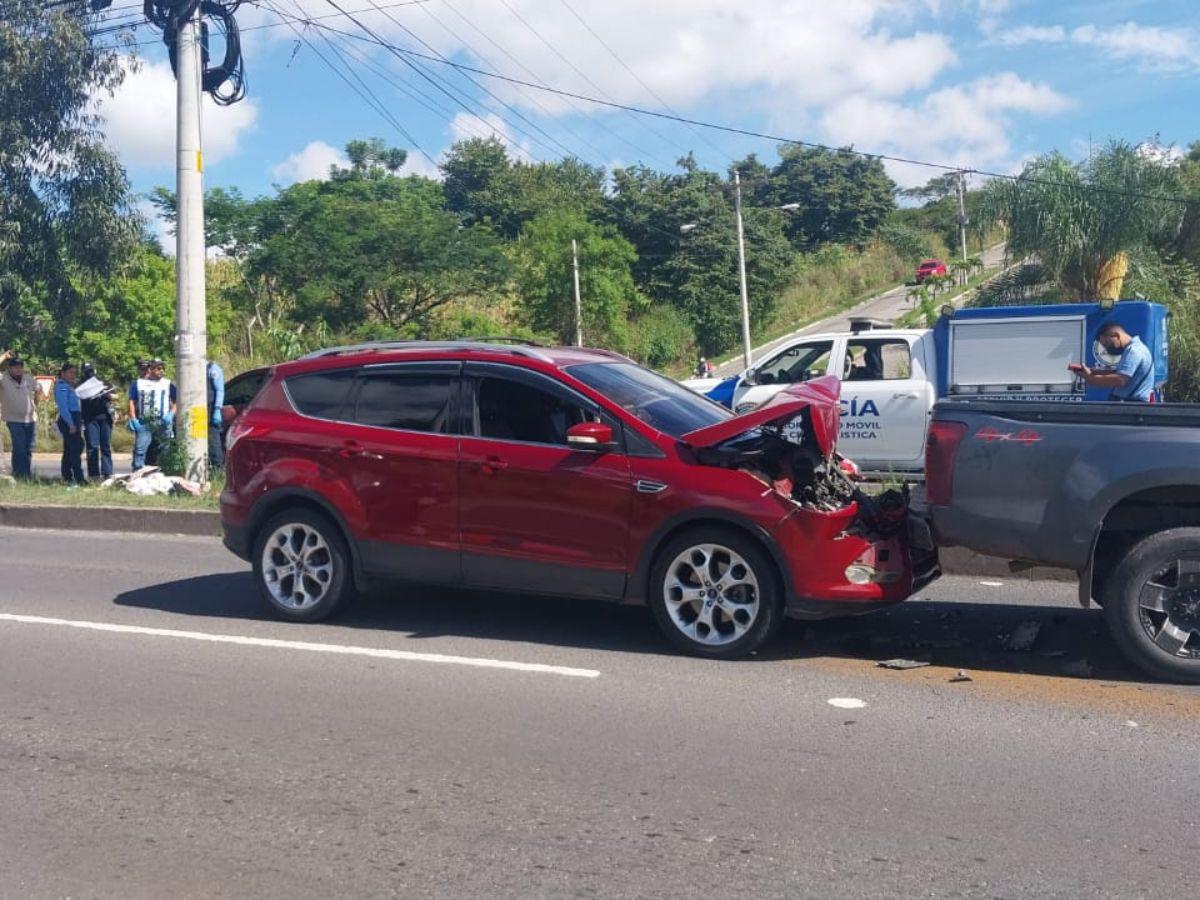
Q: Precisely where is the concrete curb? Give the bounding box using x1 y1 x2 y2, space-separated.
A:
0 503 1074 583
0 504 220 537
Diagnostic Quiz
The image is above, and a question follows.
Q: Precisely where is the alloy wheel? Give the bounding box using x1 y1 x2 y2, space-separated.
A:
663 543 761 646
261 523 335 612
1138 557 1200 659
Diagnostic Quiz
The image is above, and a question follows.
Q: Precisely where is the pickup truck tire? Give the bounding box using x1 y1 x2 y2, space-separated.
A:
649 528 784 660
1102 528 1200 684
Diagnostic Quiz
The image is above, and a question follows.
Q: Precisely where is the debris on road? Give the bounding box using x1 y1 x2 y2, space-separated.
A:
877 658 930 670
828 698 867 709
1001 620 1042 652
949 670 973 683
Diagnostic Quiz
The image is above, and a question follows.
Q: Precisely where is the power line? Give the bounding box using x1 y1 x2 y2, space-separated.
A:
555 0 730 166
494 0 671 168
414 0 611 168
260 0 435 166
83 2 1198 207
84 0 431 42
267 18 1198 207
314 0 565 163
437 0 657 170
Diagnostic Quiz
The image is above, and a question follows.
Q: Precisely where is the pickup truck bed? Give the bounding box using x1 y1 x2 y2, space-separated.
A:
922 400 1200 682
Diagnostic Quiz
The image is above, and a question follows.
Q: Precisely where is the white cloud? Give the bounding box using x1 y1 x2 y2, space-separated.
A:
818 73 1071 186
1071 22 1199 72
992 24 1066 45
270 140 349 184
96 58 258 169
986 19 1197 72
265 0 956 118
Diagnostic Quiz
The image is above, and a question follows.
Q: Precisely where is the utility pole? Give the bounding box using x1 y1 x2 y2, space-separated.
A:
733 170 752 371
175 5 208 482
955 170 969 285
571 238 582 347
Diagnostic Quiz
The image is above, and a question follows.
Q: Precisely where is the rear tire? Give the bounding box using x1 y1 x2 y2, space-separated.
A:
1102 528 1200 684
648 527 784 660
252 508 354 622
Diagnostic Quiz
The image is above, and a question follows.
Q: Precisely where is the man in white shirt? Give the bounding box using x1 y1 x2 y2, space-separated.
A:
0 349 39 479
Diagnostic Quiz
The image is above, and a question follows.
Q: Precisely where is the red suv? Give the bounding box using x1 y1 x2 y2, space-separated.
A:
220 341 931 658
915 259 948 283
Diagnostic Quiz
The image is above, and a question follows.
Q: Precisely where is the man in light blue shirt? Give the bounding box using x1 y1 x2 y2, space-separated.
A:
54 362 85 483
1078 322 1155 402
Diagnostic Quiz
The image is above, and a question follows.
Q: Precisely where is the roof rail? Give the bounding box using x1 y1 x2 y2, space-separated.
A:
464 335 548 347
298 340 553 363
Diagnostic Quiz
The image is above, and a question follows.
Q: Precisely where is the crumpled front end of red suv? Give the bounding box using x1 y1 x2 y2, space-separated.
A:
681 377 937 617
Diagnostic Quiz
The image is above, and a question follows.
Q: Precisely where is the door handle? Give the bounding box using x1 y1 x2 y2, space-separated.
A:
481 455 508 475
893 392 920 400
337 441 367 459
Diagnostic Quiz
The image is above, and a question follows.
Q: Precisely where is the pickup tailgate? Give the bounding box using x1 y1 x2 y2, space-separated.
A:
924 400 1200 571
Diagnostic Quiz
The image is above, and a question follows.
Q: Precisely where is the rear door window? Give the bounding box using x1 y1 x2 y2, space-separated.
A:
351 372 454 433
285 369 357 420
844 339 912 381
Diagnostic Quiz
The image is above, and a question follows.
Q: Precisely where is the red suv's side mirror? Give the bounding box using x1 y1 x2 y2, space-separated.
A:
566 421 615 451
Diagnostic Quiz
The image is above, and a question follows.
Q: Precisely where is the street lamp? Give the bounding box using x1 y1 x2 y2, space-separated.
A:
680 181 800 372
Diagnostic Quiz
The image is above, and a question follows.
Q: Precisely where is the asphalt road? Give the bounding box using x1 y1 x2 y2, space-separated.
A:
2 527 1198 899
714 244 1010 378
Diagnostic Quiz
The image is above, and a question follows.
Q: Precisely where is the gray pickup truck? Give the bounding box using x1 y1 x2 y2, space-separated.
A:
920 400 1200 683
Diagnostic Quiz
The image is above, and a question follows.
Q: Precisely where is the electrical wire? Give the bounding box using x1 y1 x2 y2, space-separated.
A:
494 0 671 168
342 0 578 163
260 0 435 166
414 0 610 167
555 0 731 166
261 17 1198 206
84 1 1199 206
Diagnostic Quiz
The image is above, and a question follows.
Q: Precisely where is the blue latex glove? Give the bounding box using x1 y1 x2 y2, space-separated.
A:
127 418 141 433
212 410 223 427
162 411 174 429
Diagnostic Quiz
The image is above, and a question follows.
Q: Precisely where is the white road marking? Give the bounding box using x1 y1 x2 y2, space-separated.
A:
0 613 601 679
828 698 867 709
979 580 1004 587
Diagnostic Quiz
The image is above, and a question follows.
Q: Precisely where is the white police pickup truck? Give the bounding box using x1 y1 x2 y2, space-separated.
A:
711 301 1170 477
731 321 935 474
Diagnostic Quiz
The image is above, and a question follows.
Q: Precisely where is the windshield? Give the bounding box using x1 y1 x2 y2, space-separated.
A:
567 362 732 438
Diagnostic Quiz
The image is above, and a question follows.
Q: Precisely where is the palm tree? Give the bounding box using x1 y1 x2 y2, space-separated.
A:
977 141 1186 300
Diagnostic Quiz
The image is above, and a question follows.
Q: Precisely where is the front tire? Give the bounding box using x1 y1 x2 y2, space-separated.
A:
648 528 784 659
1102 528 1200 684
252 508 354 622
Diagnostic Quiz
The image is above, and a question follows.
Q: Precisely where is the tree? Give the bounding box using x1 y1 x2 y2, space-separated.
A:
66 242 177 378
977 142 1186 299
515 210 641 347
765 146 896 248
0 2 136 354
610 158 794 354
249 170 510 334
336 138 408 180
440 137 511 223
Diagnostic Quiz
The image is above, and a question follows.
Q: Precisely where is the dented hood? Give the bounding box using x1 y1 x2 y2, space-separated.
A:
680 376 841 456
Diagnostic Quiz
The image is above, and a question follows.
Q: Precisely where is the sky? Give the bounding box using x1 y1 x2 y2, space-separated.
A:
90 0 1200 229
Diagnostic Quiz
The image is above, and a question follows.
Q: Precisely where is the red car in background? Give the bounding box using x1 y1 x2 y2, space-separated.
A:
220 341 933 659
915 259 947 283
